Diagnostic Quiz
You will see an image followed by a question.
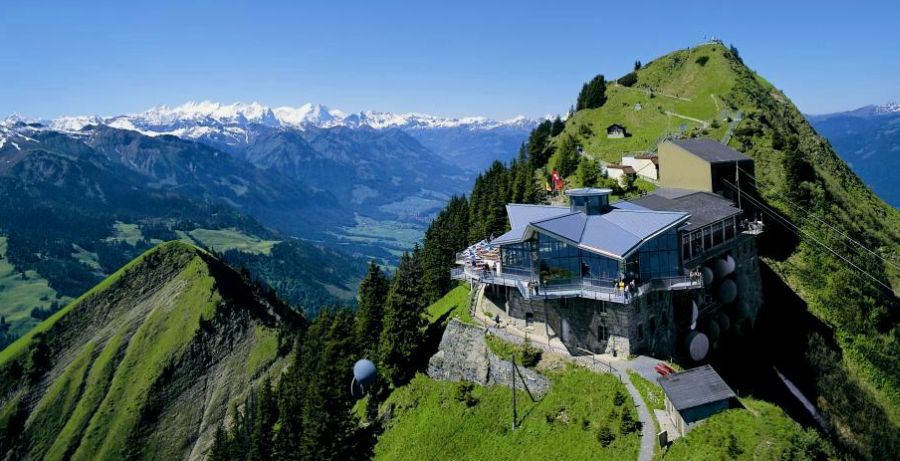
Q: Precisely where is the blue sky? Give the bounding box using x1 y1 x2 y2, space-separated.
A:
1 0 897 119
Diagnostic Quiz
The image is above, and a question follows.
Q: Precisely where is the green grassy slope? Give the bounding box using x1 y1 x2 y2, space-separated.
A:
560 45 738 163
548 42 899 458
660 399 832 460
425 284 471 324
0 241 300 460
374 367 640 461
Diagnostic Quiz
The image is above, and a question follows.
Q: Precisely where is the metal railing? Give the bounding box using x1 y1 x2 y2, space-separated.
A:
452 265 700 304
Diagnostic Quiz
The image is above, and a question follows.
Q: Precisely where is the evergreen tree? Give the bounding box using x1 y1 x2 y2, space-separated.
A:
467 161 510 243
250 377 278 461
512 146 537 204
297 309 362 460
422 196 469 304
550 116 565 137
355 261 390 354
378 248 426 387
272 340 306 460
634 60 642 71
527 120 554 168
729 44 743 63
576 74 607 111
618 72 638 87
208 425 232 461
553 133 580 178
228 402 250 459
576 157 600 187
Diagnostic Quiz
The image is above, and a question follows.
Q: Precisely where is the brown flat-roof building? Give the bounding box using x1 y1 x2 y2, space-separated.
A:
658 139 755 197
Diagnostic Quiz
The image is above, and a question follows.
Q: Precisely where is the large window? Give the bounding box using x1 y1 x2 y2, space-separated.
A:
499 232 628 285
681 216 740 262
584 253 620 280
637 228 681 280
500 240 535 277
538 233 580 285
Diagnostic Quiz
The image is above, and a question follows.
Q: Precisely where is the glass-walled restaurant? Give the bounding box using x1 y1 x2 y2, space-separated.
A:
680 215 739 261
499 229 682 287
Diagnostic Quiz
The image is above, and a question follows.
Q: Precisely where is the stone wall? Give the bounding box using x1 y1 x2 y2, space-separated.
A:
482 286 679 358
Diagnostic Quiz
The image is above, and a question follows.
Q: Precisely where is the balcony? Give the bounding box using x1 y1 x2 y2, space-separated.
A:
451 265 701 304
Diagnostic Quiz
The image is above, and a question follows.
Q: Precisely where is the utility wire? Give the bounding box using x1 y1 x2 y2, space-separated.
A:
736 166 898 271
722 179 894 293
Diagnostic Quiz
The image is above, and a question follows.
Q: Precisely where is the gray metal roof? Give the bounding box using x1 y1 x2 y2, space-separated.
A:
503 203 689 259
531 212 587 243
507 204 570 229
493 226 528 245
670 139 751 163
658 365 737 411
630 189 742 231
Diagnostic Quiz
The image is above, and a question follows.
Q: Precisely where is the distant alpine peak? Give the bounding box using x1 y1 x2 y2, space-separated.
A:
135 100 280 126
273 103 345 126
874 101 900 114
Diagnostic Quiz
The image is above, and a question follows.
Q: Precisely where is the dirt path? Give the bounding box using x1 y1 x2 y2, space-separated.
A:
665 110 709 128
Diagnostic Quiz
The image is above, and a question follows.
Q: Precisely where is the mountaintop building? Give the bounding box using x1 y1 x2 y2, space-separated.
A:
658 139 755 197
453 139 763 362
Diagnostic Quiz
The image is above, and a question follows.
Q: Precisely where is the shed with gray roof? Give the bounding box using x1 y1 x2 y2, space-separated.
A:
658 365 738 437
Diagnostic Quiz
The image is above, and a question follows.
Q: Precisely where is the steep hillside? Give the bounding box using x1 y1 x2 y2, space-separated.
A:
552 43 900 459
807 106 900 207
0 242 301 460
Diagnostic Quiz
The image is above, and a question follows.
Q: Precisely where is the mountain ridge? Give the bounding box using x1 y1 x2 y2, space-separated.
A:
35 100 540 136
0 241 300 460
806 102 900 206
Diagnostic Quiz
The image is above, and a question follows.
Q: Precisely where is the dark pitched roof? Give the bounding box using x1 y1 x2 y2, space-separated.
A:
670 138 751 163
630 188 741 231
658 365 736 411
607 123 626 132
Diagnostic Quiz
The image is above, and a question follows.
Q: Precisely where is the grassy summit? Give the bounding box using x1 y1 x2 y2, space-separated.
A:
539 42 900 458
0 241 300 460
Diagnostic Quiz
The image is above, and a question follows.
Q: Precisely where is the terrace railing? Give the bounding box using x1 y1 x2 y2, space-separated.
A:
452 265 701 304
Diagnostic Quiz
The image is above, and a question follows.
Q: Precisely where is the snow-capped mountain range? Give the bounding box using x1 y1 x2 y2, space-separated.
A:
43 101 539 136
2 101 540 171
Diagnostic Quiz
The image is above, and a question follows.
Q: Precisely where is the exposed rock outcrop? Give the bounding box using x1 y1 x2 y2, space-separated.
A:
427 319 550 396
